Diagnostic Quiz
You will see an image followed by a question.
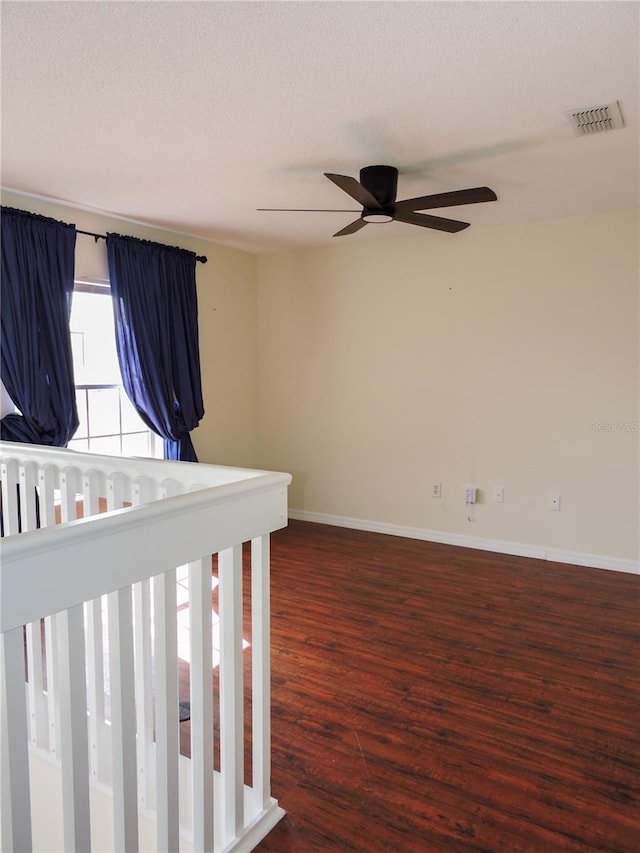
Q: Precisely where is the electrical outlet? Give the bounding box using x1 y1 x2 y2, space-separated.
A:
548 493 561 511
464 486 477 504
431 482 441 498
493 486 504 503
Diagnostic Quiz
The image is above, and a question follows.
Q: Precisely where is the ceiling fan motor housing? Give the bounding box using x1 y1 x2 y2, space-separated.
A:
359 165 398 204
360 165 398 221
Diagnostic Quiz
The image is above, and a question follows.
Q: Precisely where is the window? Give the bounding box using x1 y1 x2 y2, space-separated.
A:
68 282 162 458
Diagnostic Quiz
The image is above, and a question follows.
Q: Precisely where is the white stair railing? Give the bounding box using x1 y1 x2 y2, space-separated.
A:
0 442 290 853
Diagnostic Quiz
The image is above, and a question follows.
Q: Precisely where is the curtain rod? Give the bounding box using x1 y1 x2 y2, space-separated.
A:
76 229 208 264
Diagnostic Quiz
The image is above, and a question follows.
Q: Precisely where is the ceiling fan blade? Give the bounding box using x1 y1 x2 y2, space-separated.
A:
324 173 382 209
395 186 497 213
394 211 470 233
257 208 360 212
333 218 368 238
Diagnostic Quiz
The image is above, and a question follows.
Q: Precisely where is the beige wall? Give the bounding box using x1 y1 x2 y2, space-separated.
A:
3 191 638 564
256 210 639 563
1 190 259 467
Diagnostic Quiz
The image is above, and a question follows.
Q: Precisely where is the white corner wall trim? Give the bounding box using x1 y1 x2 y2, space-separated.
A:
288 509 640 575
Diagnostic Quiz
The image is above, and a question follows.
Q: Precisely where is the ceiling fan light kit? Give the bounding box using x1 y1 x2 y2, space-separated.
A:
362 210 395 224
259 165 497 238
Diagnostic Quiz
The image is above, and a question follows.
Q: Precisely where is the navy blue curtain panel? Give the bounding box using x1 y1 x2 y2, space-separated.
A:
1 207 79 446
106 234 204 462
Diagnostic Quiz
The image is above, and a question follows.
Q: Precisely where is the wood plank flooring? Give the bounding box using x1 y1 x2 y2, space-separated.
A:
245 521 639 853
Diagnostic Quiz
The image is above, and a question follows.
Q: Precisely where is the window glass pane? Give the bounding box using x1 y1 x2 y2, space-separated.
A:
122 432 151 457
75 389 88 439
150 432 164 459
89 435 122 456
88 387 120 437
70 331 85 374
70 291 120 385
120 390 147 433
67 438 89 453
71 286 157 460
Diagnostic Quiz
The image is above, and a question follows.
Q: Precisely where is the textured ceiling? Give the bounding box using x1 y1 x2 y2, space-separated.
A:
1 1 638 253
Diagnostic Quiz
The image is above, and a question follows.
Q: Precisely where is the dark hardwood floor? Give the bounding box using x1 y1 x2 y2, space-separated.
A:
31 505 638 849
244 521 639 853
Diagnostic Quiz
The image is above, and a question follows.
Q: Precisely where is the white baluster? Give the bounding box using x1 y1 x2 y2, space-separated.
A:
44 614 59 756
219 544 245 844
132 476 155 811
39 465 60 755
18 461 38 531
106 470 138 848
56 604 91 851
107 471 126 511
83 470 109 783
150 478 181 850
189 557 214 852
1 626 32 853
252 535 272 810
1 458 20 535
37 463 57 528
86 595 108 785
59 466 79 522
81 469 102 518
159 478 181 500
20 463 48 749
154 567 179 852
108 586 139 852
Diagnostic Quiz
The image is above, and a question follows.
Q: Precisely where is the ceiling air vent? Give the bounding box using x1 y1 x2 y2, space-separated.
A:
567 101 625 136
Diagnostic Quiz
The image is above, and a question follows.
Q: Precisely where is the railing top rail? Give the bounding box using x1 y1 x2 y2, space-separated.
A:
0 441 280 490
0 443 291 633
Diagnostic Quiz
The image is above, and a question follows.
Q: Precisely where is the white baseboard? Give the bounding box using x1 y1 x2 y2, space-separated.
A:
287 509 640 575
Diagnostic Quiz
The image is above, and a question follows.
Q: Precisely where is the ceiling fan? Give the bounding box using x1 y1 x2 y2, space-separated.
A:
258 165 497 237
